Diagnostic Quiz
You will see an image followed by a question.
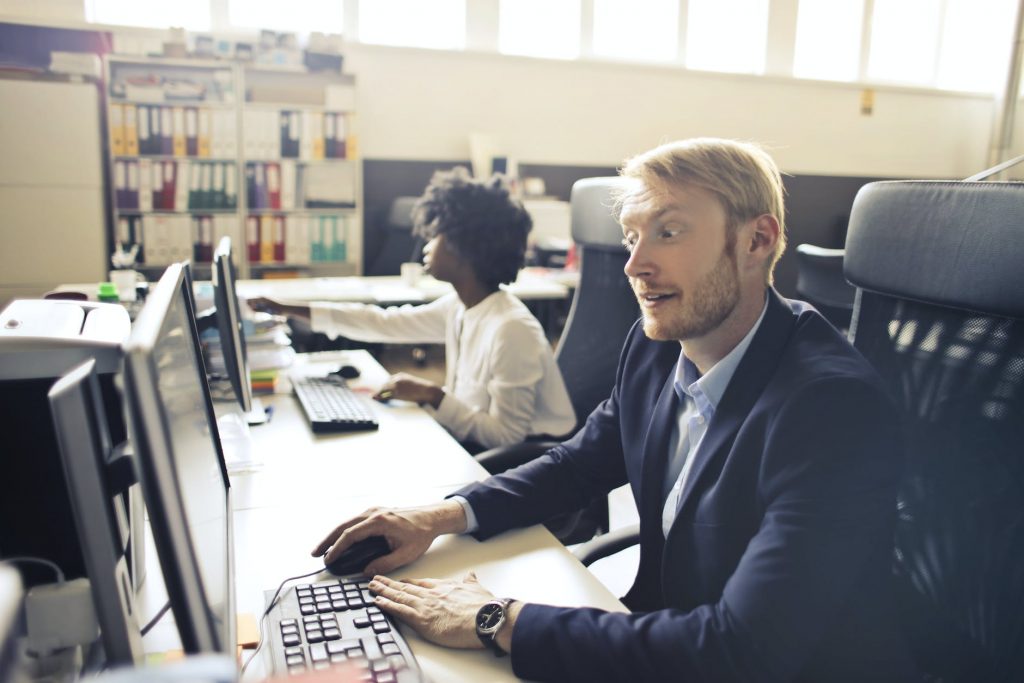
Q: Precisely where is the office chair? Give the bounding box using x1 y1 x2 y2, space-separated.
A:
476 177 640 545
576 180 1024 683
367 196 422 276
794 243 856 330
843 180 1024 682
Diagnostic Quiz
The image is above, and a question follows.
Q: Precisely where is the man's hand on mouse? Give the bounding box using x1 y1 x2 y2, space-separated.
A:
311 501 467 575
374 372 445 408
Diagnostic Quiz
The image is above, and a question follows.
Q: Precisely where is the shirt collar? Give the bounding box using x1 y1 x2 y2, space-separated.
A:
674 294 770 416
460 290 503 322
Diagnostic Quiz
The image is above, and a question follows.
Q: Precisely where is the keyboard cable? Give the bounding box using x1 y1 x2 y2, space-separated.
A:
240 567 325 678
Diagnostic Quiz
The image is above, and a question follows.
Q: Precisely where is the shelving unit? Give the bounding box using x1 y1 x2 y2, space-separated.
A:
103 55 361 280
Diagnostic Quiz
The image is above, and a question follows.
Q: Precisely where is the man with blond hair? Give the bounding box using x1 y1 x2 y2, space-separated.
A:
314 139 915 682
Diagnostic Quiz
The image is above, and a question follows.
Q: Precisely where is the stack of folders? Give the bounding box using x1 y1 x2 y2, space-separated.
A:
113 160 237 211
115 214 237 267
109 103 237 158
244 214 355 266
201 313 295 393
242 109 356 160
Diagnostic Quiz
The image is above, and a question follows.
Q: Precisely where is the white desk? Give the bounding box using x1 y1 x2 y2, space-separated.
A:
234 268 576 306
141 350 625 682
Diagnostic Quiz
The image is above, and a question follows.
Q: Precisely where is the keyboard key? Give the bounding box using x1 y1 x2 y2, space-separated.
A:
377 672 396 683
380 643 401 656
285 646 303 657
288 664 306 675
326 640 348 655
306 629 324 643
309 643 328 663
282 633 301 647
372 622 391 634
332 599 348 611
353 615 371 628
300 604 316 615
377 633 395 644
330 653 348 664
286 654 304 667
323 627 342 640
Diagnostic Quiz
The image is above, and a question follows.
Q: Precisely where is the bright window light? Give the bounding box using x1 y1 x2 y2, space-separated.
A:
686 0 769 74
592 0 679 63
867 0 942 85
359 0 466 50
85 0 211 30
229 0 344 34
499 0 581 60
936 0 1016 92
793 0 864 81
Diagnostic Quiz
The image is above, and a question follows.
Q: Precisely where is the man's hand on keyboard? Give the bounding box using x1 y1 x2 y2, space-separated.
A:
312 501 468 575
374 373 445 409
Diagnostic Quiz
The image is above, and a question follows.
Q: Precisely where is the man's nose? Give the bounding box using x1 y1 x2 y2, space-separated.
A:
624 240 652 279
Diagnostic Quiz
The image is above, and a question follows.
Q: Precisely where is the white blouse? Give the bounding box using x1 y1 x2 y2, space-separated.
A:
310 290 575 449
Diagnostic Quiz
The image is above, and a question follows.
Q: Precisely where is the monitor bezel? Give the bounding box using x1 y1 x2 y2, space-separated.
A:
48 358 144 665
122 262 236 656
212 237 253 413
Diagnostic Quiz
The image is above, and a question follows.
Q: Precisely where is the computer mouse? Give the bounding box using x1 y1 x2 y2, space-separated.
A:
324 535 390 576
329 364 361 380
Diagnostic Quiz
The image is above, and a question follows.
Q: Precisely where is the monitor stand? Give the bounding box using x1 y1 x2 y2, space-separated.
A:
244 396 268 426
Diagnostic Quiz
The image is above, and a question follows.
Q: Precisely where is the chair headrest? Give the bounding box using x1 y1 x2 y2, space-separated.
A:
387 196 419 230
845 180 1024 319
570 177 631 250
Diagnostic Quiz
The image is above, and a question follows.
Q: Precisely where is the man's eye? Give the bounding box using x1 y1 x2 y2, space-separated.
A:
621 237 636 252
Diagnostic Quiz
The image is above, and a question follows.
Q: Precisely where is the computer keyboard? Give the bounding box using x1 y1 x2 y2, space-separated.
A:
265 577 421 681
292 376 379 433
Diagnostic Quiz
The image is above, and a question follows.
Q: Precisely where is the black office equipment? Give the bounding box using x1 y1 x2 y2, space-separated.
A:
211 236 253 413
844 179 1024 682
323 537 390 576
794 243 855 330
476 176 640 544
292 376 379 433
122 262 237 657
48 359 144 665
0 300 141 591
264 576 420 681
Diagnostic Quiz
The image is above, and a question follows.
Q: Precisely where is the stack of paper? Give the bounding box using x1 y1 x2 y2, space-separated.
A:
202 313 296 393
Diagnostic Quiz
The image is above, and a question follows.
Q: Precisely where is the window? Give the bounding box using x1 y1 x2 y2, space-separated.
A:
229 0 344 34
867 0 943 85
358 0 466 50
592 0 679 63
935 0 1016 92
499 0 581 60
686 0 770 74
793 0 864 81
85 0 211 30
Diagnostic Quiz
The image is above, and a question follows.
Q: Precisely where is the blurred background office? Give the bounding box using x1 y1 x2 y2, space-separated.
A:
2 0 1023 309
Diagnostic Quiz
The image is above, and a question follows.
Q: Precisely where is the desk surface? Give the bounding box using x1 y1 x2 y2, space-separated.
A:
141 350 624 682
234 267 577 306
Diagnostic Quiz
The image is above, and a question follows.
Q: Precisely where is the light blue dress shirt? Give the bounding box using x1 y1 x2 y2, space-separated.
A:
457 296 769 537
661 299 767 537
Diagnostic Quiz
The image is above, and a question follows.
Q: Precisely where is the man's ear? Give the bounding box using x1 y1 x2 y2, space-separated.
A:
747 214 780 261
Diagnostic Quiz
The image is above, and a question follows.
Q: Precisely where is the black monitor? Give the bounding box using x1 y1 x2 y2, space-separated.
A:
122 262 236 656
211 238 253 414
47 359 144 665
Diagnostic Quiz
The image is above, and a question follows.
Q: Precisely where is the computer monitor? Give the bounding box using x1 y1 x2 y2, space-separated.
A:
47 359 144 665
121 262 236 656
211 238 253 414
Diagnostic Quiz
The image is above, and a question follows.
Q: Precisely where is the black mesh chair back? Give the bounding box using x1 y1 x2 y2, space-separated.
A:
556 177 640 432
845 180 1024 683
794 243 855 330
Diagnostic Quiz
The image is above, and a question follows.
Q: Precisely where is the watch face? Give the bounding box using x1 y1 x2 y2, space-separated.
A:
476 603 504 632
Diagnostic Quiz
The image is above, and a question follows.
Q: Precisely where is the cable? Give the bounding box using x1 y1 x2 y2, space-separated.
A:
140 600 171 636
239 567 324 678
1 557 65 583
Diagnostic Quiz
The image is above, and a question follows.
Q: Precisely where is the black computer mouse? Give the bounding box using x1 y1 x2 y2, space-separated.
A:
329 364 361 380
324 535 390 576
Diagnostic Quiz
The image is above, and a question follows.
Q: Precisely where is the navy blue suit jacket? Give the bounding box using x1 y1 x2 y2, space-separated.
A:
453 290 916 682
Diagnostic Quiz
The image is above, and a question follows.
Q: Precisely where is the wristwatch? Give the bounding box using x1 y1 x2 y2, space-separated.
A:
475 598 516 656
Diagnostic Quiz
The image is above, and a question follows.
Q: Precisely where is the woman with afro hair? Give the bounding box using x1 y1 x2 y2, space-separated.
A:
250 167 575 451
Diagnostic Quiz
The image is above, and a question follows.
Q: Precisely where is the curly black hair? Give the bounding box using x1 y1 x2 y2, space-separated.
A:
412 166 532 290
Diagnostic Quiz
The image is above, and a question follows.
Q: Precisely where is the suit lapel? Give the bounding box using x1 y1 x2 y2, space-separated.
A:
637 370 679 541
675 290 797 517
